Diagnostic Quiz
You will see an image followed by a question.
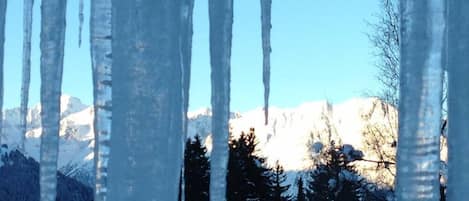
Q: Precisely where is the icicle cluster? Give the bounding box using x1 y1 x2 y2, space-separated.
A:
260 0 271 125
39 0 67 201
0 0 5 147
208 0 233 201
396 1 445 201
20 0 34 152
90 0 112 201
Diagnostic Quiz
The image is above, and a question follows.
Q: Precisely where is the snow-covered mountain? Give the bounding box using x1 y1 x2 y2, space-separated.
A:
1 95 398 187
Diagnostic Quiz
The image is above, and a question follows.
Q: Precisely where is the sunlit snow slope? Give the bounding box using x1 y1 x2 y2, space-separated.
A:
2 95 398 186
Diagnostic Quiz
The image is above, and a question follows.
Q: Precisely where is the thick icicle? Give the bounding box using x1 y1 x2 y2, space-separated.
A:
78 0 83 47
208 0 233 201
20 0 34 152
0 0 5 146
260 0 271 125
395 1 445 201
180 0 194 200
447 1 469 200
90 0 112 201
108 0 185 200
39 0 67 201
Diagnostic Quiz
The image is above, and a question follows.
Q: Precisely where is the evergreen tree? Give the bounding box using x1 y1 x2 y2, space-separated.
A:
306 141 364 201
184 135 210 201
227 129 275 201
295 177 306 201
243 130 274 201
271 161 292 201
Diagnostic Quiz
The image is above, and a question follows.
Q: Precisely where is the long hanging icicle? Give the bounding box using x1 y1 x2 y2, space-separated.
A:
180 0 194 200
78 0 83 47
260 0 271 125
395 0 445 201
208 0 233 200
39 0 67 201
447 1 469 200
20 0 34 152
0 0 5 146
108 0 185 200
181 0 194 151
90 0 112 200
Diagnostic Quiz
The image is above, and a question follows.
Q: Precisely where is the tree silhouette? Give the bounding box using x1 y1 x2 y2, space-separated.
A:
306 141 364 201
227 129 278 201
271 161 292 201
295 177 306 201
184 135 210 201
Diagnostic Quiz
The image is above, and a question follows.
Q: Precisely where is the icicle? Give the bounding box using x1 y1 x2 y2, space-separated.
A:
78 0 83 47
39 0 67 201
0 0 6 147
20 0 34 152
180 0 195 200
208 0 233 201
108 1 185 200
395 0 445 201
181 0 194 150
90 0 111 201
260 0 271 125
447 1 469 200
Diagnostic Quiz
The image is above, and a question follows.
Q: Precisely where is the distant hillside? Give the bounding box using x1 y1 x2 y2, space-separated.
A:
0 145 93 201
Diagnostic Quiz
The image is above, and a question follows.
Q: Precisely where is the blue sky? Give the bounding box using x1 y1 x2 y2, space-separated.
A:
3 0 381 112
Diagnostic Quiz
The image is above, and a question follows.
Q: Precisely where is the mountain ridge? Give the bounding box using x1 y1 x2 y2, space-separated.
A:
1 95 397 187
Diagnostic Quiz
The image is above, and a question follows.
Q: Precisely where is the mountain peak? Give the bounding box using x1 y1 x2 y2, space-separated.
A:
59 95 87 116
25 95 88 117
188 107 212 119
